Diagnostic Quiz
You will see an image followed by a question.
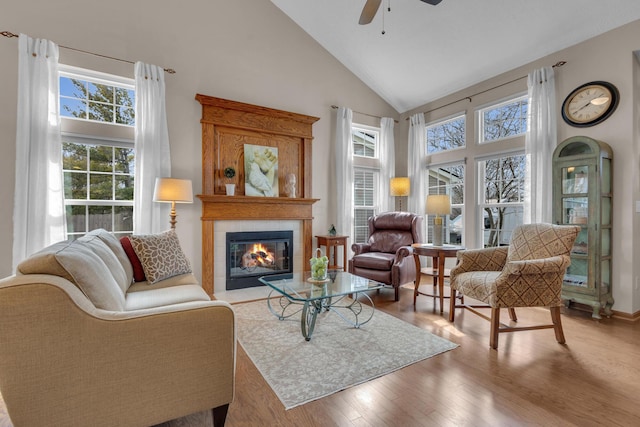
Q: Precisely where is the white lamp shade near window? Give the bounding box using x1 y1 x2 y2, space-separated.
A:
425 194 451 216
426 194 451 246
153 178 193 229
153 178 194 203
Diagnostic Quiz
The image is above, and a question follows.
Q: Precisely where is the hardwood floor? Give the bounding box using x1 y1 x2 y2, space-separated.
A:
226 284 640 427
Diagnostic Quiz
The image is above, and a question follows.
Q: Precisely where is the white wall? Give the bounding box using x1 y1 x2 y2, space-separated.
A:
0 0 397 283
400 20 640 316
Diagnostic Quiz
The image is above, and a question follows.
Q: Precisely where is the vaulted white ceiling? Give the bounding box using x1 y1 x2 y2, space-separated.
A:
271 0 640 113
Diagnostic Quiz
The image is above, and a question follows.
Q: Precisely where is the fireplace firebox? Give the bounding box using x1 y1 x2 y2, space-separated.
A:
225 230 293 290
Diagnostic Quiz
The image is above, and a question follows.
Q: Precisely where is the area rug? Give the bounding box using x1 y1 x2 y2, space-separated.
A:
234 298 458 409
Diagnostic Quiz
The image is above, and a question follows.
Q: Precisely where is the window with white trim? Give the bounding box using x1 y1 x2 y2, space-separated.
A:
478 153 525 247
352 125 378 158
427 164 465 244
353 168 378 243
59 66 135 240
479 94 528 144
352 124 380 243
426 114 465 154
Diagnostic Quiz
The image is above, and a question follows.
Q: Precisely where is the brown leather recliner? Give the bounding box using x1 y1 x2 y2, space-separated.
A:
348 212 424 301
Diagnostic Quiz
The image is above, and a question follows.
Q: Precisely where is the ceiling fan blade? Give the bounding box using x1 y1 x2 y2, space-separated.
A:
359 0 382 25
420 0 443 5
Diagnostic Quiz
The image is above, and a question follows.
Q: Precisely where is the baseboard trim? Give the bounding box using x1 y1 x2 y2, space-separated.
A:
611 310 640 322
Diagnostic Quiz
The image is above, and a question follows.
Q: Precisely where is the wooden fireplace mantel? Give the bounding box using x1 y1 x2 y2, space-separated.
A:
196 94 320 297
198 195 319 220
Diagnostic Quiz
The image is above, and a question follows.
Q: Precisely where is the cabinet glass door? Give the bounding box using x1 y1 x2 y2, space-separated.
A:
562 165 588 195
562 197 588 225
564 257 589 291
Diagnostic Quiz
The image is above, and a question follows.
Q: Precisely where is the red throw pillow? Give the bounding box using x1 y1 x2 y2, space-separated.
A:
120 236 146 282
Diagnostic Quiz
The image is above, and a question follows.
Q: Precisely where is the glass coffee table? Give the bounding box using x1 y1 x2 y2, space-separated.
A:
259 271 385 341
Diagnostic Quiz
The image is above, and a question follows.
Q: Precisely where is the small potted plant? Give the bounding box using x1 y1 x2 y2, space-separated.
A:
224 167 236 196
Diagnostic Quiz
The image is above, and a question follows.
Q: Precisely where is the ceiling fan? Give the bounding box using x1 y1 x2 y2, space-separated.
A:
359 0 443 25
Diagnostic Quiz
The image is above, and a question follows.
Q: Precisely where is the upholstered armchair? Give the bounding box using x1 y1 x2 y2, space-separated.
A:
449 223 580 349
348 212 424 301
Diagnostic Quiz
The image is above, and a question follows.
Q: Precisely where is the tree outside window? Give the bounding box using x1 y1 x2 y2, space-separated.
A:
479 154 525 247
426 114 465 154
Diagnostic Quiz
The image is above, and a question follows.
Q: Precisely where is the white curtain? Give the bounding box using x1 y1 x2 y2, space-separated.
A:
408 113 426 215
133 62 171 234
335 107 353 240
12 34 65 272
379 117 395 212
525 66 557 224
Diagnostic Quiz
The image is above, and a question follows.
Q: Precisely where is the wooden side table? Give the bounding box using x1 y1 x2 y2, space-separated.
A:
411 244 464 314
315 235 349 270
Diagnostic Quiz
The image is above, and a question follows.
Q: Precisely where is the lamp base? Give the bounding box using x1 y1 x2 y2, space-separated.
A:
433 224 444 247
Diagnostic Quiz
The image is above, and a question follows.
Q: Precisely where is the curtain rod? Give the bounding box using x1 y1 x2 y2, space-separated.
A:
1 30 176 74
330 105 399 123
409 60 567 119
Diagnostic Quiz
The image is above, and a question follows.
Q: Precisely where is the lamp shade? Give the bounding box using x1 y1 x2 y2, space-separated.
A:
390 177 410 196
425 194 451 215
153 178 194 203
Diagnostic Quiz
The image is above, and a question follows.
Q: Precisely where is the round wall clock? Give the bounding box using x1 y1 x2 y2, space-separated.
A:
561 81 619 127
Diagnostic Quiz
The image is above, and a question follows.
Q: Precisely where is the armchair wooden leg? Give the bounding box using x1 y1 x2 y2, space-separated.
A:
508 308 517 322
212 403 229 427
449 288 456 322
490 308 500 349
394 286 399 301
550 306 566 344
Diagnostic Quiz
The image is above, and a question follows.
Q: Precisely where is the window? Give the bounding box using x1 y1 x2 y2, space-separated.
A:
426 114 465 154
60 70 135 126
353 168 378 243
479 95 528 143
351 123 381 243
478 153 525 247
427 164 465 244
59 66 135 240
62 137 134 240
352 126 378 158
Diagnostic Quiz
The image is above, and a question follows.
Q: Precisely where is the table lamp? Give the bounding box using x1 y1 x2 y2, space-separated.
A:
390 177 410 211
153 177 194 229
426 194 451 246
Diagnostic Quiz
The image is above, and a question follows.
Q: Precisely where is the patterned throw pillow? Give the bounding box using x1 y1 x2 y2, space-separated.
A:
129 230 192 284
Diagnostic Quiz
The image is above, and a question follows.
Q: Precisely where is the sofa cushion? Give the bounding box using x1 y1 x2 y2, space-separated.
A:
127 272 200 293
78 231 131 295
129 230 192 284
86 229 134 287
16 238 125 311
120 236 146 282
124 284 210 311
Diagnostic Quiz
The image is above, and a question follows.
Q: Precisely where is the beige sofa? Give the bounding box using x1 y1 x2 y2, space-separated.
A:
0 229 235 427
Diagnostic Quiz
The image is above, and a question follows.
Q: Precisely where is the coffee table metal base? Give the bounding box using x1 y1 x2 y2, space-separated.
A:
267 290 376 341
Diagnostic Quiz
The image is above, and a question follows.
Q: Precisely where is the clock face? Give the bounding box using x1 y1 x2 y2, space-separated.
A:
562 81 619 127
